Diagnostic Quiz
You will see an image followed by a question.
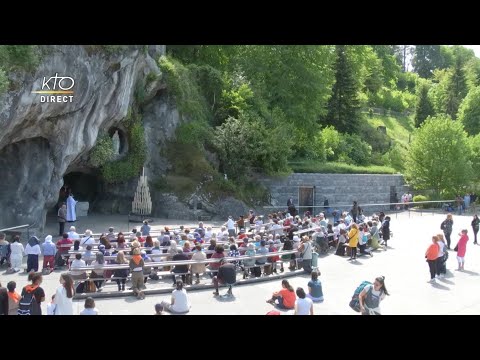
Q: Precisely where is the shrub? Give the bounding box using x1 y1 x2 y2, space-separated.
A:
89 135 114 168
412 194 429 209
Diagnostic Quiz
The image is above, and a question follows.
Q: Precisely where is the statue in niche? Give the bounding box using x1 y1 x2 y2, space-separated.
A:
112 130 120 155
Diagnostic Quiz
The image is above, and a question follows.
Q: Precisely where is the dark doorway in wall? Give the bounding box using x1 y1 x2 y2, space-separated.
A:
62 172 101 204
299 187 314 216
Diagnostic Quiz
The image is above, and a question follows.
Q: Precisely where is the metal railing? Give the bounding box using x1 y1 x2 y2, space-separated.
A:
0 223 37 241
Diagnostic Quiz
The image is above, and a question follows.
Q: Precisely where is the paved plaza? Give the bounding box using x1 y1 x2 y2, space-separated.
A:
2 211 480 315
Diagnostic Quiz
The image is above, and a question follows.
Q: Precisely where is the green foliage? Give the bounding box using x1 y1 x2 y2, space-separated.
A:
325 45 361 133
405 115 473 197
445 56 468 119
412 45 445 78
158 56 208 122
381 143 407 171
468 134 480 176
214 78 254 126
214 115 293 179
414 81 435 127
372 87 416 112
84 45 126 56
289 160 396 174
0 68 7 94
396 71 418 93
321 126 342 161
342 133 372 166
175 121 212 148
367 113 415 149
358 121 391 154
0 45 40 72
101 116 147 184
413 194 429 208
458 86 480 135
89 135 115 167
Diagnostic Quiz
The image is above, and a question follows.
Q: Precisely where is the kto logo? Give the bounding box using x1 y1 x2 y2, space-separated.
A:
32 73 75 103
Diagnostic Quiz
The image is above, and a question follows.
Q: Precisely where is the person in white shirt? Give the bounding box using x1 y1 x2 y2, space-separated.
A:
54 273 74 315
294 287 313 315
9 236 24 272
226 216 236 237
204 227 213 241
67 226 80 240
46 295 56 315
25 236 42 272
70 253 87 280
161 280 190 314
80 229 95 248
80 297 98 315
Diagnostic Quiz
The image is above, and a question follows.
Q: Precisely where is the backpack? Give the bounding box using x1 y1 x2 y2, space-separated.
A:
18 290 36 315
348 281 372 312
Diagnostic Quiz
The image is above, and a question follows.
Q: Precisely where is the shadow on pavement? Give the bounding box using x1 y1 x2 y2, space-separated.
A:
431 282 450 290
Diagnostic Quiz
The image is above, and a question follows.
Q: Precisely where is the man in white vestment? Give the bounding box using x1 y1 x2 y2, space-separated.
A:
66 194 77 222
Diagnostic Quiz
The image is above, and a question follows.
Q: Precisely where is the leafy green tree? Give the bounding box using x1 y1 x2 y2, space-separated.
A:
371 45 402 84
458 86 480 135
325 45 361 133
468 134 480 177
405 115 472 197
445 56 468 119
414 81 435 127
412 45 444 78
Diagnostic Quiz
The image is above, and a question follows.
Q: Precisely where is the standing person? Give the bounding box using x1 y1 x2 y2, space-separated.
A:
425 236 440 283
266 279 296 310
212 258 236 296
307 271 324 303
381 216 391 249
141 221 151 236
298 236 313 274
18 272 45 315
226 216 236 237
25 236 41 273
294 287 313 315
54 273 74 315
57 203 67 236
42 235 56 273
441 214 454 249
113 251 129 292
0 281 8 315
358 276 389 315
66 193 77 222
129 248 146 299
471 215 479 245
351 201 359 223
80 297 99 315
455 229 469 271
161 280 191 314
435 234 447 278
7 281 20 315
348 223 360 261
9 236 24 273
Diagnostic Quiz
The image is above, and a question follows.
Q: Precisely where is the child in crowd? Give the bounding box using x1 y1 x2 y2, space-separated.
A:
80 297 99 315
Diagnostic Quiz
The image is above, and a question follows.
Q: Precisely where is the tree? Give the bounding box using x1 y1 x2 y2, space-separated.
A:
445 56 468 119
468 134 480 177
412 45 444 79
325 45 361 134
405 115 472 198
414 82 435 127
457 86 480 135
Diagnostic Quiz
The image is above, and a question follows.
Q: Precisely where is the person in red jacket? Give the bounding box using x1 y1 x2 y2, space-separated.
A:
425 236 440 284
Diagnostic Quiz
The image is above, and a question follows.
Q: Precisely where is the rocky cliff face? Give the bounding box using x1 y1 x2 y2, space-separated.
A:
0 45 166 230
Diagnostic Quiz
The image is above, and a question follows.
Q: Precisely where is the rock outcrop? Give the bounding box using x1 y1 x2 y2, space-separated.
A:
0 45 164 230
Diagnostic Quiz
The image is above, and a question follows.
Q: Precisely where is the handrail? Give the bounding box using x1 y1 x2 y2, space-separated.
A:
0 224 31 232
263 199 457 209
69 250 299 271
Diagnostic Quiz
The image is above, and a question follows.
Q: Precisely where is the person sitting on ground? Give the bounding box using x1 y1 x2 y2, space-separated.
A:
7 281 20 315
266 279 296 310
154 303 164 315
129 248 146 299
294 287 313 315
0 233 10 268
213 258 236 296
161 280 191 314
191 244 207 284
307 271 324 302
80 297 98 315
